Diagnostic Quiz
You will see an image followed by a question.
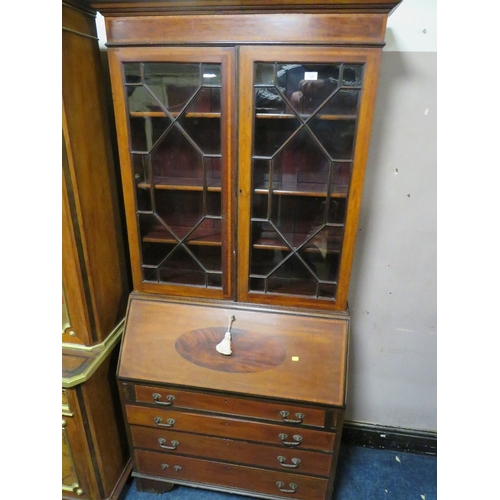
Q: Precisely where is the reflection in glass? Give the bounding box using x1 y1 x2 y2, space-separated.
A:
249 61 364 300
253 114 301 157
342 65 363 87
124 63 141 83
123 61 224 289
309 118 356 160
321 89 360 116
202 64 222 86
144 63 200 113
254 63 275 86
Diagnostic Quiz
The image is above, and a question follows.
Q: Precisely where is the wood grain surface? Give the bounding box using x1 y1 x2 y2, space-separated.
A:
175 327 286 373
118 295 348 406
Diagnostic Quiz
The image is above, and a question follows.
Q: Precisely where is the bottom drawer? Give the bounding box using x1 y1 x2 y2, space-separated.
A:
131 425 333 477
135 449 329 500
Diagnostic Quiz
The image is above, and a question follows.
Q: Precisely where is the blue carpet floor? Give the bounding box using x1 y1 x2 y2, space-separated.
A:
119 445 437 500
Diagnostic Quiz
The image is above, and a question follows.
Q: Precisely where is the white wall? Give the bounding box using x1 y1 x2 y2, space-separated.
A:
96 1 438 432
348 0 437 431
385 0 437 52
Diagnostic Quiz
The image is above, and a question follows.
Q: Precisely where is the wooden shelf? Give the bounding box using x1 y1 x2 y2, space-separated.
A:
253 231 342 253
130 111 220 119
254 182 348 198
138 176 222 192
249 276 337 298
255 113 356 120
143 224 222 246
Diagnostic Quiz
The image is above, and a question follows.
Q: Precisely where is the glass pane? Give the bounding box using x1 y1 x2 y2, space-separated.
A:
273 128 329 192
178 95 221 154
267 254 318 297
250 221 292 276
141 242 174 267
252 159 271 190
270 195 326 249
202 64 222 86
255 63 275 86
255 87 286 114
321 89 360 116
328 198 347 225
139 213 177 245
298 227 343 281
192 87 221 113
187 218 222 246
206 192 221 217
127 85 172 153
128 85 163 113
253 115 301 157
151 126 203 185
133 154 152 212
250 277 266 292
158 245 206 286
249 60 365 302
208 273 222 288
252 192 268 219
143 266 158 282
124 60 224 291
132 153 149 185
155 190 204 231
276 64 340 116
190 245 222 272
206 157 222 188
318 283 337 299
124 62 141 84
330 162 352 197
342 65 363 87
144 63 200 114
309 118 356 160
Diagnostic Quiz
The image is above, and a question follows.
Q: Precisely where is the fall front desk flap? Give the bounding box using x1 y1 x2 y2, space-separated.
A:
118 295 349 407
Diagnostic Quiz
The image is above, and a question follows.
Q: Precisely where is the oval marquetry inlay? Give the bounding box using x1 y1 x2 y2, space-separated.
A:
175 327 286 373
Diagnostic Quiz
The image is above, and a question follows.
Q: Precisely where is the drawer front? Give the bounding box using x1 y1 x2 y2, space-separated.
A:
135 449 329 500
134 384 329 428
126 405 335 452
131 425 333 477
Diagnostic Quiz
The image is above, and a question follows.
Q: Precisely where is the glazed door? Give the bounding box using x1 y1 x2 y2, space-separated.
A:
237 46 382 311
108 47 235 299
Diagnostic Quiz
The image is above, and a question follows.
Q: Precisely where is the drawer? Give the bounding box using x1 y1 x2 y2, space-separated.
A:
135 449 330 500
126 405 336 452
130 425 333 477
133 384 332 428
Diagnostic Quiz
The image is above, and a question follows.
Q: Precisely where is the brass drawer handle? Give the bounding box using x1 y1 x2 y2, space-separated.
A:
276 482 298 493
158 438 179 450
279 433 302 446
154 417 175 428
277 456 301 468
280 410 305 424
161 464 182 472
152 393 175 406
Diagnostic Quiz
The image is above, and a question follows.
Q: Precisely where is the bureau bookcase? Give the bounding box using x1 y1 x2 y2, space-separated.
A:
91 1 401 498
